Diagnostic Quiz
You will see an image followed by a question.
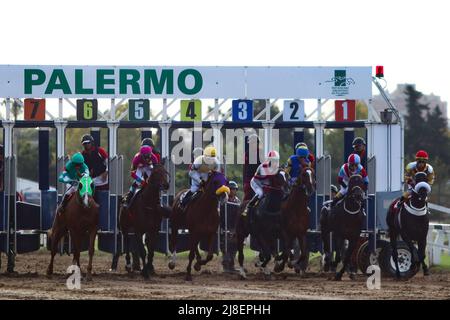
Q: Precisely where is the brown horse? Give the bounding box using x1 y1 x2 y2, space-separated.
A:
386 172 430 279
233 169 289 279
274 166 315 275
111 163 170 279
169 171 230 281
47 175 99 280
320 174 366 281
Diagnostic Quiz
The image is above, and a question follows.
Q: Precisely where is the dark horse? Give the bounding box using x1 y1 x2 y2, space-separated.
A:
274 167 315 275
386 172 431 279
169 171 230 281
47 175 99 280
111 163 170 279
320 175 365 281
235 169 289 279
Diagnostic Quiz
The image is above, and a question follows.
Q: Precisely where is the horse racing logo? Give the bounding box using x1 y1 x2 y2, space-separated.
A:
324 69 356 97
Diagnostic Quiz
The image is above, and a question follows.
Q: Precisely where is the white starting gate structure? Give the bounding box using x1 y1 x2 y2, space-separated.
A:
0 65 403 272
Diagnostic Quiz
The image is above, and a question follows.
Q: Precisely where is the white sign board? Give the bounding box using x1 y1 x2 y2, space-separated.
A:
0 65 372 99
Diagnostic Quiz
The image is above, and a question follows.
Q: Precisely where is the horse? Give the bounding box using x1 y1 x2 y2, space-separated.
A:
169 170 230 281
239 169 289 279
47 174 99 280
320 174 365 281
386 172 431 279
274 166 315 275
111 163 170 279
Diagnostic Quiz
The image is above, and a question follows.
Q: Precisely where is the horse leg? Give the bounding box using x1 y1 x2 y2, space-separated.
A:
145 232 158 276
47 225 66 276
335 236 357 281
274 232 291 274
418 237 429 276
135 232 148 279
71 232 81 268
389 231 401 279
321 229 332 272
196 233 215 272
257 236 272 279
185 234 199 281
296 233 309 275
86 228 96 281
168 221 178 270
236 234 247 279
332 236 343 273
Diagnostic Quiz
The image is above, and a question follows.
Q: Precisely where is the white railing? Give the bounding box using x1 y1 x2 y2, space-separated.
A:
427 223 450 265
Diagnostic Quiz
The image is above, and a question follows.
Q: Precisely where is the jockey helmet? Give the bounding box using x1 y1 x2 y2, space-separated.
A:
71 152 85 164
352 137 366 147
141 137 155 147
296 146 309 158
204 146 217 157
415 150 429 161
266 150 280 161
140 146 153 155
81 134 94 145
295 142 308 150
228 181 239 190
330 184 338 194
347 154 361 165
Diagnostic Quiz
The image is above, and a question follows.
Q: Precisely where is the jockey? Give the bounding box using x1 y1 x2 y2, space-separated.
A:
285 146 311 185
181 145 220 208
123 145 159 208
331 154 369 207
397 150 435 208
141 137 161 163
57 152 90 213
81 134 109 188
295 142 315 168
352 137 367 168
243 150 280 215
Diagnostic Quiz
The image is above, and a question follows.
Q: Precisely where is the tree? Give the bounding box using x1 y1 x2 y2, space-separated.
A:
403 85 429 156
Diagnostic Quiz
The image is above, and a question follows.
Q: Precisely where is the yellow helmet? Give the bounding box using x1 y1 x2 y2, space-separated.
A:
204 146 217 157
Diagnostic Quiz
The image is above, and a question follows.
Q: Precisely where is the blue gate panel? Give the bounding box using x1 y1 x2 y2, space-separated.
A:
0 191 4 231
16 201 40 230
375 191 402 231
41 190 57 230
96 190 110 231
98 233 119 254
17 233 41 254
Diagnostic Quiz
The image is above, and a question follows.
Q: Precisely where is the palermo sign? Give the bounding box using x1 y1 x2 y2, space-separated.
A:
0 65 373 99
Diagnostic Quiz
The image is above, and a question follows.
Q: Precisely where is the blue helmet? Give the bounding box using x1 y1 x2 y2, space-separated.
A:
296 146 309 158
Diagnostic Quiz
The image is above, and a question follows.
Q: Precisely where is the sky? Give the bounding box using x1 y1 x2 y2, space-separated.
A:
0 0 449 118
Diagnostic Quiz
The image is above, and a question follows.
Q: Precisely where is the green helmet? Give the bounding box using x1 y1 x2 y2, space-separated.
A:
72 152 85 164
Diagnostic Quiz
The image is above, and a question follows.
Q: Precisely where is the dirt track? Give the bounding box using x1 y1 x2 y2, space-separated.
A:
0 250 449 300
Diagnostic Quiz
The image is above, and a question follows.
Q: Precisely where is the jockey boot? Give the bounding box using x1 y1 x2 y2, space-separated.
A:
57 195 70 214
181 190 193 209
122 190 134 209
242 195 259 216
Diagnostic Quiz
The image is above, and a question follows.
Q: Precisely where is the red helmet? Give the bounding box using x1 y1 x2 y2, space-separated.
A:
347 154 361 165
415 150 429 161
140 146 153 155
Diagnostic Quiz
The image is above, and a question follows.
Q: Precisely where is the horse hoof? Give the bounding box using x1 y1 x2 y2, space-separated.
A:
274 264 284 273
349 273 356 281
86 274 93 282
141 268 150 279
423 269 430 276
333 274 342 281
263 274 271 281
185 274 192 281
125 265 133 273
239 275 247 280
194 263 201 272
168 262 176 270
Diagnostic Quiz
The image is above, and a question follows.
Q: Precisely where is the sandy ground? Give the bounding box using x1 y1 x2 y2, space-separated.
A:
0 250 449 300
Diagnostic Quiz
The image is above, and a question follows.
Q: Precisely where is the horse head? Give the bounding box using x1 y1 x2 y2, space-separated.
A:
296 166 315 196
205 171 230 204
347 174 365 203
148 161 170 192
78 174 95 208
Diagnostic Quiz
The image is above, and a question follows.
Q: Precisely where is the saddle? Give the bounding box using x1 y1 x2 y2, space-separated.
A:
179 190 202 212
